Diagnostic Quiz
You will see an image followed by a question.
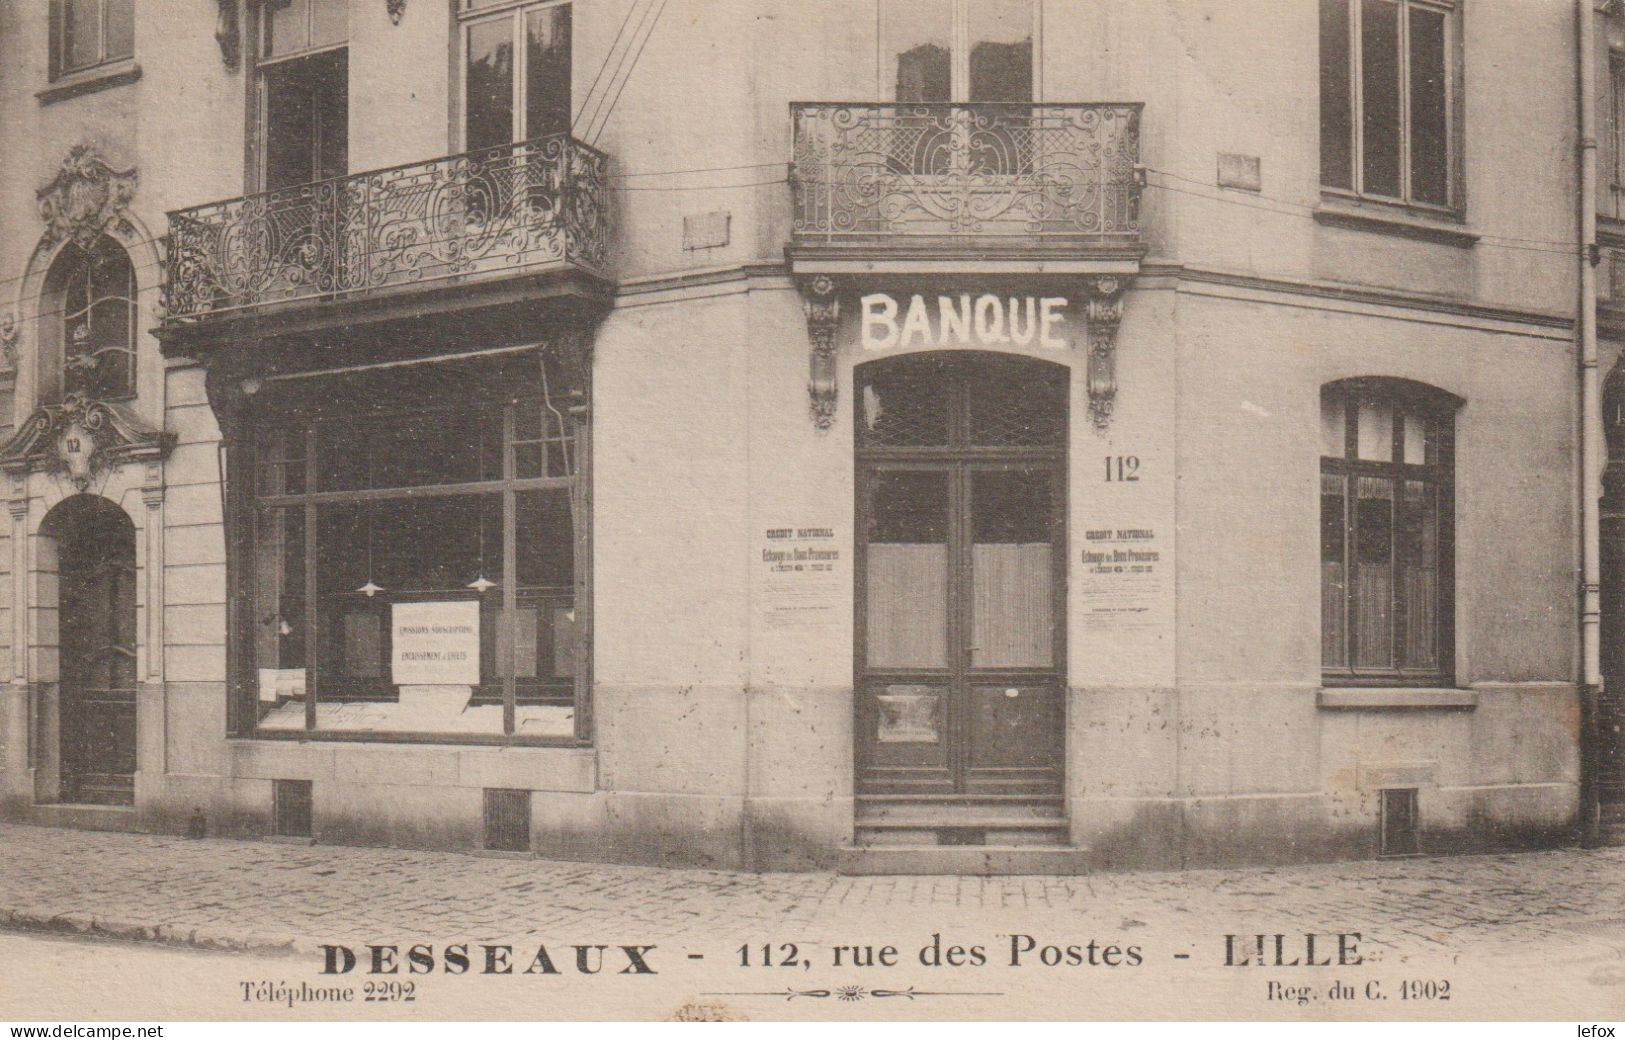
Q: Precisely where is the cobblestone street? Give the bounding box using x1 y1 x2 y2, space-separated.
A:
1 822 1622 964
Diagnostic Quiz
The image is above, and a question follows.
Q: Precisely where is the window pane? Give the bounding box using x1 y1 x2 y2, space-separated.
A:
265 0 310 57
310 0 348 49
63 0 101 70
1319 0 1354 189
1321 472 1348 669
1360 0 1402 197
1320 395 1346 457
525 6 572 139
860 358 951 447
971 470 1052 668
516 490 574 590
466 17 515 150
1403 412 1429 465
1356 398 1393 461
1398 480 1440 670
1408 6 1448 205
866 471 949 668
885 0 951 102
1353 475 1395 669
966 357 1067 447
968 0 1033 103
105 0 134 61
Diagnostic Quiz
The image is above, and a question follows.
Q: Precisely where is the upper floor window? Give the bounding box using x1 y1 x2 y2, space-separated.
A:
1320 0 1456 210
45 236 136 402
1609 52 1625 218
1320 379 1459 686
461 0 572 153
50 0 133 78
258 1 348 192
882 0 1035 102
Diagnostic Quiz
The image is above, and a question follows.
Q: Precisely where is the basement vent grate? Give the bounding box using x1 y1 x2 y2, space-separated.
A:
272 779 313 838
483 788 531 853
1379 788 1420 857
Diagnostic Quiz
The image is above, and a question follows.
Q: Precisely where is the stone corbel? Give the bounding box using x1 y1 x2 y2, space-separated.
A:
387 0 407 24
215 1 241 72
1084 275 1129 431
0 313 17 373
799 276 841 430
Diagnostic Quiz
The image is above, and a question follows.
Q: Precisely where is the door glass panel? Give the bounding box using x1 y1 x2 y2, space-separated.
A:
866 471 949 668
884 0 951 102
1356 398 1392 461
967 0 1033 102
877 684 944 743
466 17 515 151
525 6 572 139
971 470 1052 668
966 358 1066 446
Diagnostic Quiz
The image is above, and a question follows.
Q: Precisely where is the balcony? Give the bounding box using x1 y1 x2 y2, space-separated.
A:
789 102 1144 274
159 134 610 345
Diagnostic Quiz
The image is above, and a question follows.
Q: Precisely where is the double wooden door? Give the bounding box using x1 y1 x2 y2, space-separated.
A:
855 353 1067 799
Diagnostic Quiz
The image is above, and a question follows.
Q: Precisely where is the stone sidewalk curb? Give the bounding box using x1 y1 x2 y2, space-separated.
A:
0 906 310 958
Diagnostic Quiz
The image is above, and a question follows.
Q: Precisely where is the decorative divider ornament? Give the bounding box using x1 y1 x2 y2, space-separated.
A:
36 146 138 251
0 393 174 492
1084 276 1127 430
160 133 609 326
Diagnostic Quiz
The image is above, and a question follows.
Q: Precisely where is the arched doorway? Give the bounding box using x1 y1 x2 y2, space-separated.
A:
854 352 1068 813
45 495 138 805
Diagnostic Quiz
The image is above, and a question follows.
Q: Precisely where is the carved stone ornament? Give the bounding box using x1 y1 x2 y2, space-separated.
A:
1083 275 1128 431
0 313 17 372
216 0 241 71
0 394 174 491
387 0 407 24
800 276 841 430
36 146 138 250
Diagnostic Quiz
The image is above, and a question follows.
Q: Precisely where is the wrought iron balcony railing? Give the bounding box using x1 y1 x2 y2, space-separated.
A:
161 134 609 326
791 102 1142 250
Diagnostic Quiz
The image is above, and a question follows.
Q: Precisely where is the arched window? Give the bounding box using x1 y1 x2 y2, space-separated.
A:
44 235 136 402
1320 378 1461 685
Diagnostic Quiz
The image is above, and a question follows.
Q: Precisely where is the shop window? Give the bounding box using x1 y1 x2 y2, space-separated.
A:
461 0 571 153
1320 0 1457 210
42 236 136 403
50 0 134 79
1320 379 1458 685
248 352 588 743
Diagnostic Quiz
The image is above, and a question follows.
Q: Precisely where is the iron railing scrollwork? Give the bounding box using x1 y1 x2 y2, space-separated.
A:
791 102 1142 245
161 133 609 324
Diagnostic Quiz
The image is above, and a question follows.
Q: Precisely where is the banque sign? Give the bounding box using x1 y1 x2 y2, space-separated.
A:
859 293 1071 351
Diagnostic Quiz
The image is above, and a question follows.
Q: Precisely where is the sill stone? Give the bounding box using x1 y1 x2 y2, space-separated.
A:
1317 687 1477 710
37 59 142 105
1313 198 1478 249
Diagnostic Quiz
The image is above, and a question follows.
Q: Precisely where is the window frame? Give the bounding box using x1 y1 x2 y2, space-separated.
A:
234 350 593 747
1319 0 1462 215
1319 378 1459 688
878 0 1042 103
49 0 134 80
41 235 138 405
457 0 573 152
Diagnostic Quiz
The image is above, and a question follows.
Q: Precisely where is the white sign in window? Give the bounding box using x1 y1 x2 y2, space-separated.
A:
391 601 481 686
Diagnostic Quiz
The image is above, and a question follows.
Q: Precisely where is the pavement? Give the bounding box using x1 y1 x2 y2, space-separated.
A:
1 822 1623 963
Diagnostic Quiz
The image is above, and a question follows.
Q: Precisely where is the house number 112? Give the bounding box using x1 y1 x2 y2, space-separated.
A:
1104 456 1140 482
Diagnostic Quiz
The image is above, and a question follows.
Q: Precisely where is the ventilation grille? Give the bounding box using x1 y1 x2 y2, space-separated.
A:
272 779 313 838
483 788 531 853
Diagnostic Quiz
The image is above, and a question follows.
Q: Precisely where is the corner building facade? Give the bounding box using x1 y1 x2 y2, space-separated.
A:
0 0 1599 872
